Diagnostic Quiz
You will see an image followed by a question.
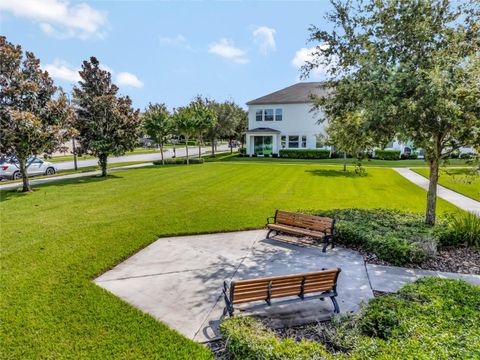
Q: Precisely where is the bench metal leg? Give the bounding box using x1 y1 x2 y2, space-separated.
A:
331 296 340 313
267 229 277 239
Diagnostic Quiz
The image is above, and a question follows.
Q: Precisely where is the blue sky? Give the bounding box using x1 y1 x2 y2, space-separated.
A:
0 0 334 110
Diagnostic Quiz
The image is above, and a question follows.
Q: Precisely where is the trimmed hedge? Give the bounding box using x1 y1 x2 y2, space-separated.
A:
400 153 418 160
220 278 480 359
309 209 437 265
279 149 331 159
374 149 401 160
153 158 204 165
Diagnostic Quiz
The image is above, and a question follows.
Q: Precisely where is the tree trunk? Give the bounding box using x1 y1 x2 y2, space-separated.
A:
425 158 439 225
160 142 164 165
211 138 215 157
198 137 202 159
98 153 108 177
185 137 189 164
230 138 233 154
19 157 31 192
343 152 347 172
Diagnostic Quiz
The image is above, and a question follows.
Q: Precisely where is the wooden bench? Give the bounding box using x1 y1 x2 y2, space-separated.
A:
222 268 341 316
266 210 335 252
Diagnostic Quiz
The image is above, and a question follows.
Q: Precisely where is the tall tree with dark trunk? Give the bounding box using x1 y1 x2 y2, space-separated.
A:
73 57 142 177
0 36 73 192
143 103 172 165
306 0 480 225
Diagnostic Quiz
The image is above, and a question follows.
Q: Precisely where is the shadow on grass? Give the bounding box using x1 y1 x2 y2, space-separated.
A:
305 169 363 178
0 174 123 203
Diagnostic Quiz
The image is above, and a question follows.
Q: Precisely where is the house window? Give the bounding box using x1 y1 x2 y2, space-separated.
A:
281 136 287 149
275 109 283 121
256 110 263 121
264 109 274 121
288 136 299 148
301 136 307 148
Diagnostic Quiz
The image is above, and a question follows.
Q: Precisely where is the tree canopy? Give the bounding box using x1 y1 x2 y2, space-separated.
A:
0 36 73 191
73 57 142 176
306 0 480 224
143 103 172 165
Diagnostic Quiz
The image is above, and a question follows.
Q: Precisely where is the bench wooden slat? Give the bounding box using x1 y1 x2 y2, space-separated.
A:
224 268 341 313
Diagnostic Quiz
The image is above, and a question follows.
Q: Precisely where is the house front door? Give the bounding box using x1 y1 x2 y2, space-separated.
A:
253 136 273 155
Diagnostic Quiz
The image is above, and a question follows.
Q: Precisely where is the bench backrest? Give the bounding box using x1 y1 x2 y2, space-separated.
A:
275 210 334 233
231 268 340 305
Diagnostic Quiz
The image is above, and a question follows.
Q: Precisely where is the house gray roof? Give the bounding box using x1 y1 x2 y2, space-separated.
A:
246 82 328 105
245 127 281 133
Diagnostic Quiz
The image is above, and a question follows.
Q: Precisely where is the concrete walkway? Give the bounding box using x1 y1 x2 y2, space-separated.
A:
93 230 480 343
394 167 480 214
95 230 374 342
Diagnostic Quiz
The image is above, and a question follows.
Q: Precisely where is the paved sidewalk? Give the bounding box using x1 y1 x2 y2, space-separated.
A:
0 162 154 191
95 230 374 342
393 167 480 214
367 264 480 293
93 229 480 343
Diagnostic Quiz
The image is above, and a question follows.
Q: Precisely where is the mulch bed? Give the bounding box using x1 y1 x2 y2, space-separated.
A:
360 245 480 275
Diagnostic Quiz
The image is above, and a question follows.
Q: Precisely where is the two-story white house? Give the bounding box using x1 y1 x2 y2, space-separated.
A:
245 82 475 157
245 82 328 156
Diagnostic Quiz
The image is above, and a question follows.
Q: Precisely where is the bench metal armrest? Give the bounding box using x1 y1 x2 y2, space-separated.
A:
266 216 275 224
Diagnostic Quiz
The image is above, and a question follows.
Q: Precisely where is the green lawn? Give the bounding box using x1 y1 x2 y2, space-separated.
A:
0 163 459 359
218 155 470 167
412 167 480 201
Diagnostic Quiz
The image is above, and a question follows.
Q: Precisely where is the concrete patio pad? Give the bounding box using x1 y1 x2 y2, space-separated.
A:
94 230 373 342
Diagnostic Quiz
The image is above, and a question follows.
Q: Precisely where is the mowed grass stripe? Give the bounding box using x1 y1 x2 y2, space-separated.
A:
0 163 459 359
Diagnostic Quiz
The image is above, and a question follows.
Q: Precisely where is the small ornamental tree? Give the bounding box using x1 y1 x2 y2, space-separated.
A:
325 111 374 172
205 100 241 157
73 57 142 177
306 0 480 225
0 36 73 192
172 106 196 164
143 103 172 165
189 96 217 159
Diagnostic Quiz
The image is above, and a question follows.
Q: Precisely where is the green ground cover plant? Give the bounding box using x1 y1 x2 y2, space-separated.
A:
279 149 331 159
310 209 441 265
220 278 480 359
373 150 401 160
0 163 458 358
412 167 480 201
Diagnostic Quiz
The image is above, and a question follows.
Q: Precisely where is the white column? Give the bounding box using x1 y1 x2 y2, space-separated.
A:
246 135 251 155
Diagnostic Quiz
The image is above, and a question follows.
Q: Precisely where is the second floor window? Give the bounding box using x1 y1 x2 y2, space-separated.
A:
264 109 274 121
256 110 263 121
275 109 282 121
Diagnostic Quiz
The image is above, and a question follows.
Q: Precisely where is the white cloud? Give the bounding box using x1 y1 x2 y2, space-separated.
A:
208 38 249 64
159 34 193 51
292 45 336 80
43 59 81 83
0 0 107 39
253 26 276 55
116 72 144 88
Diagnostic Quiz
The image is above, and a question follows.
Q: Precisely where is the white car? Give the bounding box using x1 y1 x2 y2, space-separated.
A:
0 157 57 181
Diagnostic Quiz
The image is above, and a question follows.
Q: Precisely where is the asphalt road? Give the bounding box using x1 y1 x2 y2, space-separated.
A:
55 144 230 170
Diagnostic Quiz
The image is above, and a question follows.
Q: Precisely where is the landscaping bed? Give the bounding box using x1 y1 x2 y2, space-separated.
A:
218 278 480 359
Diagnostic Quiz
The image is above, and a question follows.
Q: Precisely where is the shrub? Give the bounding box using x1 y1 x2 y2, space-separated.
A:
309 209 435 265
279 149 331 159
460 152 474 159
272 153 279 158
374 149 401 160
400 153 418 160
153 158 204 165
239 147 246 155
436 212 480 248
220 316 333 360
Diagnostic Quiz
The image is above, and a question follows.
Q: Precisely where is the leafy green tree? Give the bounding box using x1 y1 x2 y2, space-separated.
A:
325 111 374 172
0 36 73 192
172 106 196 164
143 103 172 165
205 100 238 156
189 96 217 159
73 57 142 177
306 0 480 225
